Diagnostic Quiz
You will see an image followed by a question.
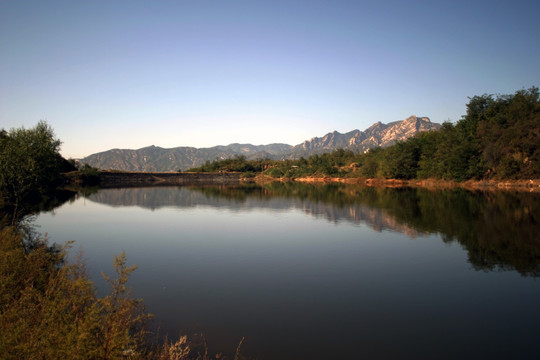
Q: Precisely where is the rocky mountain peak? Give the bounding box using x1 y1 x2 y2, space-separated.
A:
289 115 441 157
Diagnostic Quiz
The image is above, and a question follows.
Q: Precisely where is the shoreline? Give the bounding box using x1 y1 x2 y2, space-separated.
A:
259 175 540 192
64 171 540 192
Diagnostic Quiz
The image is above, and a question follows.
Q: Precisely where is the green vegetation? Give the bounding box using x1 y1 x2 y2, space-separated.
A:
79 163 102 186
0 121 76 224
187 150 358 178
187 155 271 178
0 229 151 359
188 88 540 182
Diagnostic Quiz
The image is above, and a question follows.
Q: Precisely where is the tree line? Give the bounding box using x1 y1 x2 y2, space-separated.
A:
188 87 540 181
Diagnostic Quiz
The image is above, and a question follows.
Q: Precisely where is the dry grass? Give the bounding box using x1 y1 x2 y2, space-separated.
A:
155 334 247 360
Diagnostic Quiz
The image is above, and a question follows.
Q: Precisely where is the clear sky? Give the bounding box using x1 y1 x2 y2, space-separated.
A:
1 0 539 158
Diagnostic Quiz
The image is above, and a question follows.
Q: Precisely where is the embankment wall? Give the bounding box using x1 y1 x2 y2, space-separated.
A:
98 171 243 187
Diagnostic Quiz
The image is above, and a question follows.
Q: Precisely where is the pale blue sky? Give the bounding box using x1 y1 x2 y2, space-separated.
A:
1 0 539 158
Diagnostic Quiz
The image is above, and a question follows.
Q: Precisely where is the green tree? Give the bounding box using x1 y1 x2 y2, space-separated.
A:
416 130 444 179
421 120 485 181
359 148 383 178
0 121 72 224
475 87 540 178
381 140 421 179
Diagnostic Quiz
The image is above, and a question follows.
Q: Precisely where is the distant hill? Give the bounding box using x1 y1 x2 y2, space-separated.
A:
80 143 292 172
80 115 440 171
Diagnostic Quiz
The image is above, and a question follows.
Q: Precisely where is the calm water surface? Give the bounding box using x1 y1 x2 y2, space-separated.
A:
35 184 540 359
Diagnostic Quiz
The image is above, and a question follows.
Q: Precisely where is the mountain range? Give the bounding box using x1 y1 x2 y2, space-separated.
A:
81 115 441 171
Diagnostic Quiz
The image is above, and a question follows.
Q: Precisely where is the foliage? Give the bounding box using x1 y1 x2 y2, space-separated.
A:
380 140 421 179
415 87 538 180
188 150 361 178
187 155 271 174
0 227 151 360
97 251 152 359
475 87 540 178
80 163 101 186
0 121 75 224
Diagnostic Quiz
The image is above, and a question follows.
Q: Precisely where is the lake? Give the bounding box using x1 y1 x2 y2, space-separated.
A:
35 183 540 359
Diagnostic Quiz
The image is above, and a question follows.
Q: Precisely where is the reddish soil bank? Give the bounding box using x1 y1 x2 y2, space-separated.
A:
263 175 540 192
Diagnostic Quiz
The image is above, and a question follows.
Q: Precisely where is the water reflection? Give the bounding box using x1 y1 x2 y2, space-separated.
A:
35 183 540 359
0 188 77 227
85 183 540 277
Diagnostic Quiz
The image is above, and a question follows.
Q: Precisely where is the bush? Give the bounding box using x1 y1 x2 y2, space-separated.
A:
265 167 284 178
80 164 101 186
0 227 151 360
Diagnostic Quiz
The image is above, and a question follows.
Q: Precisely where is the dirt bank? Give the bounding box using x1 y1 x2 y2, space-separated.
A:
257 175 540 192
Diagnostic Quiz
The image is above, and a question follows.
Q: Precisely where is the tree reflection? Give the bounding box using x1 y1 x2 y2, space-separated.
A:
82 183 540 277
195 183 540 277
1 189 77 230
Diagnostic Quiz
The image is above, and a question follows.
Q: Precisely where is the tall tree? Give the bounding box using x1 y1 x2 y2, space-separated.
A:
0 121 70 224
475 87 540 178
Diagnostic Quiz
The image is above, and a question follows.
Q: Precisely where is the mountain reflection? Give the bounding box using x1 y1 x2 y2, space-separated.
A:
85 183 540 277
